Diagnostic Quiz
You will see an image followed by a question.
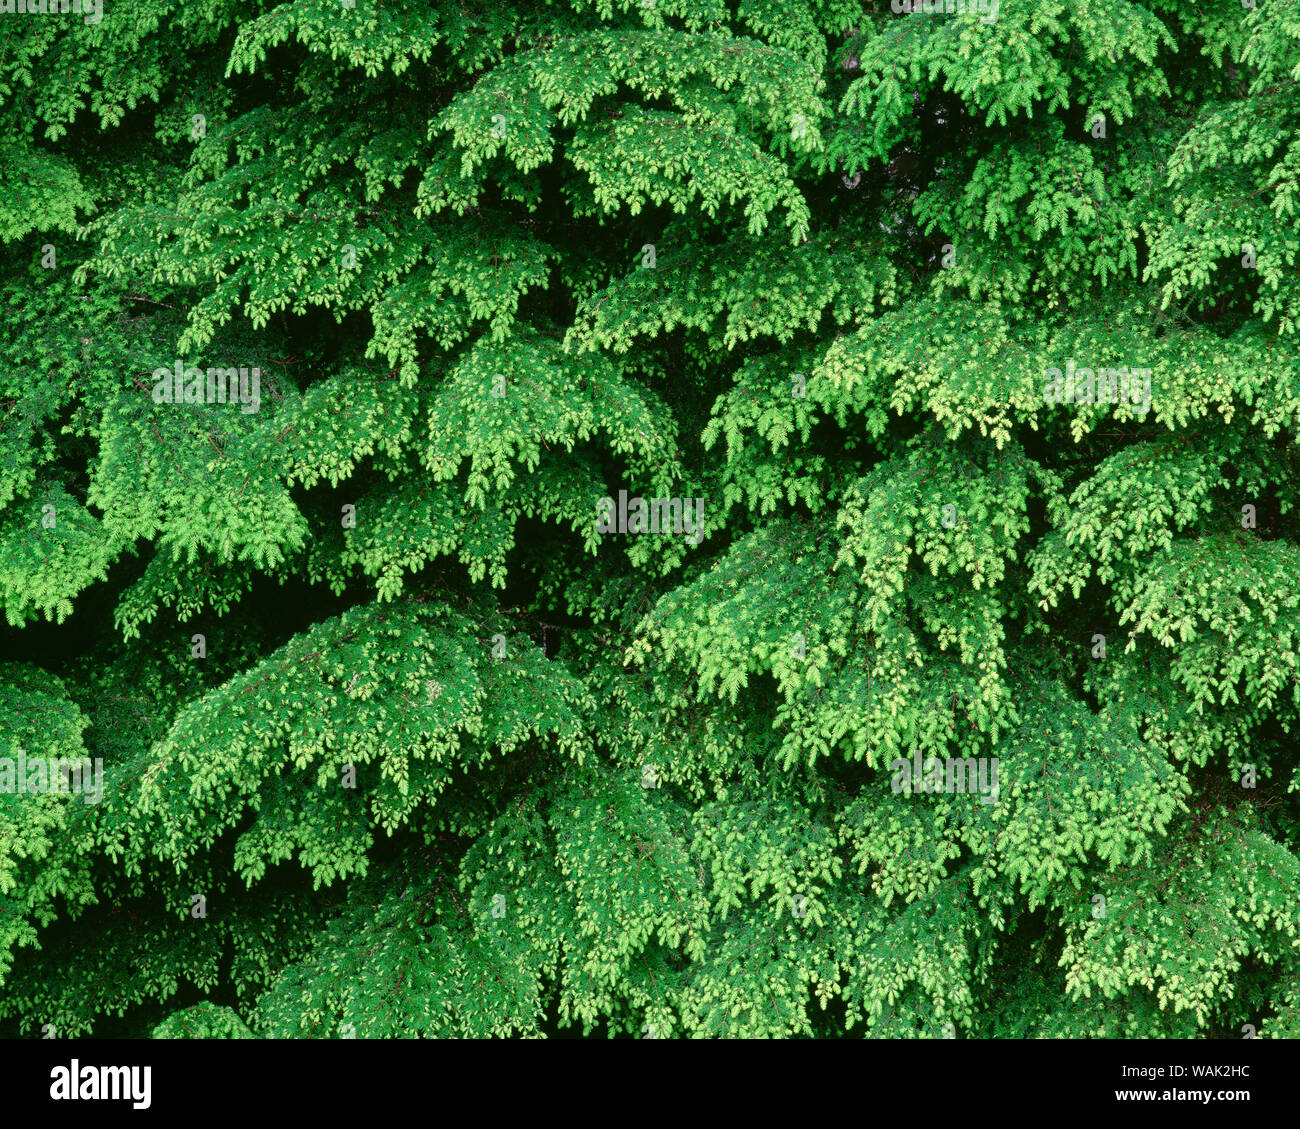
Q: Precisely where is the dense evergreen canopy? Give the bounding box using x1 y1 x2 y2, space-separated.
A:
1 0 1298 1038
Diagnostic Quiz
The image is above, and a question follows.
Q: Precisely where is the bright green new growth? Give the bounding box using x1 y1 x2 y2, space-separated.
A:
1 0 1298 1038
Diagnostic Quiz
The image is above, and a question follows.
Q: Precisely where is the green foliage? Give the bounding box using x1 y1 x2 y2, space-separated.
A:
151 1003 254 1039
1 0 1298 1040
